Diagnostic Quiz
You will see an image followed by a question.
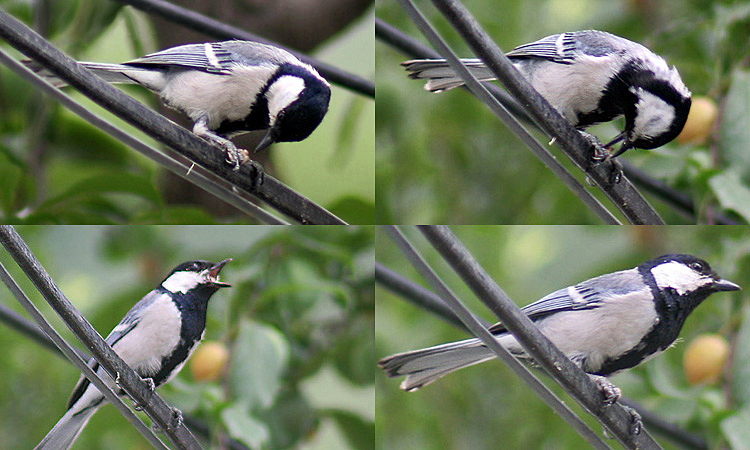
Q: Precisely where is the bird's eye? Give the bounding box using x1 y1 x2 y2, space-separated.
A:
690 262 705 272
192 263 200 270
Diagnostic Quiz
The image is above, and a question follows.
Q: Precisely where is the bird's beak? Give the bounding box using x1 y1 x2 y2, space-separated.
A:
207 258 232 287
255 129 275 152
714 278 741 292
604 132 631 159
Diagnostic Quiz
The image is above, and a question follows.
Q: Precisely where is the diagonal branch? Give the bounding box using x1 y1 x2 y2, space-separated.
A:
383 226 612 449
376 259 708 450
418 225 661 448
393 0 620 224
0 10 345 225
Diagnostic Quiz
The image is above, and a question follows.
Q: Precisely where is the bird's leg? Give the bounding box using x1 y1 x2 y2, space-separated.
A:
192 118 249 171
621 405 642 435
133 377 156 411
588 374 621 405
578 131 608 162
169 408 183 431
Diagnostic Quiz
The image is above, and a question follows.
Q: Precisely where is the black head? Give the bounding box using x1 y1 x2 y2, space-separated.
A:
161 259 232 295
256 64 331 151
639 254 739 302
610 60 691 156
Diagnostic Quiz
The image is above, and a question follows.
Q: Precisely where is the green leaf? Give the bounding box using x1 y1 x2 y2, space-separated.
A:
709 170 750 222
720 70 750 179
327 196 376 224
721 408 750 450
326 409 374 450
731 305 750 407
221 403 269 450
332 317 374 386
230 320 289 409
38 173 161 211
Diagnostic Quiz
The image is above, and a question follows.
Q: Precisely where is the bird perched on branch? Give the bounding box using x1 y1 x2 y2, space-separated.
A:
27 41 331 170
36 259 232 450
379 254 738 428
403 30 691 161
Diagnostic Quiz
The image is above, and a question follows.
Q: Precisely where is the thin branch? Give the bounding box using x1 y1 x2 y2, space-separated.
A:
0 303 252 450
393 1 620 224
0 226 202 450
376 258 708 450
418 226 661 448
428 0 664 224
0 258 170 449
384 226 612 450
375 261 475 331
0 48 287 225
0 10 345 225
113 0 374 98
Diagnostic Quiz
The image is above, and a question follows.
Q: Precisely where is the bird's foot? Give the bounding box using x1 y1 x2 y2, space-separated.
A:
622 405 642 435
221 140 250 171
133 378 156 411
169 407 183 431
589 374 621 405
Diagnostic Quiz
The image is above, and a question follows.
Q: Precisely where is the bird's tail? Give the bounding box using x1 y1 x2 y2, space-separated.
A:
401 59 497 92
22 61 164 90
35 404 99 450
378 337 499 391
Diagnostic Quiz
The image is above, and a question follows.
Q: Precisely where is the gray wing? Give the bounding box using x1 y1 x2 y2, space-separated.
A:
125 40 298 74
487 268 643 334
506 30 627 63
104 289 162 347
67 290 161 408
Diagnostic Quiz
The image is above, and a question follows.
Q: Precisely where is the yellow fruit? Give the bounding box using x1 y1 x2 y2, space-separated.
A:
191 341 229 382
677 96 718 145
683 334 729 385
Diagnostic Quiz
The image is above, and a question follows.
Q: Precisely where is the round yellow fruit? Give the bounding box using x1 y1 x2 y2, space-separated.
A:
683 334 729 385
191 341 229 382
677 96 718 145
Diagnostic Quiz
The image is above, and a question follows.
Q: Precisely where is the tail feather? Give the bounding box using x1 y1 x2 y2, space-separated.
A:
22 61 165 90
35 405 99 450
401 59 497 92
379 338 496 391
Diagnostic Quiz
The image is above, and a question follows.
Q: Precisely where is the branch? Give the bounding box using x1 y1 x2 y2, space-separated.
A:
0 228 179 449
0 300 251 449
427 0 663 224
0 10 345 225
376 258 708 450
393 1 620 224
418 226 661 448
383 226 611 449
114 0 374 98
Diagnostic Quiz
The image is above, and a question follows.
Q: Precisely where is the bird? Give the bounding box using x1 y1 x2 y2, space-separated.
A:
27 41 331 170
402 30 692 160
36 259 232 450
379 254 739 400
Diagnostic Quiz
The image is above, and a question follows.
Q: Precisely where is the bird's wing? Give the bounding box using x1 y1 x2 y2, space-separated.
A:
125 42 237 74
487 268 643 334
66 290 161 409
125 41 296 74
506 30 624 63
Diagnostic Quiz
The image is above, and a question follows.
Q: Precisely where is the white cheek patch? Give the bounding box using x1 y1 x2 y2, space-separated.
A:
632 88 675 140
162 271 203 294
651 261 711 295
267 75 306 125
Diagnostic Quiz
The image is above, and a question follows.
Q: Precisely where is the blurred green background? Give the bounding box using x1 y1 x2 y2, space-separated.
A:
376 226 750 449
0 1 374 224
0 225 374 449
376 0 750 224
